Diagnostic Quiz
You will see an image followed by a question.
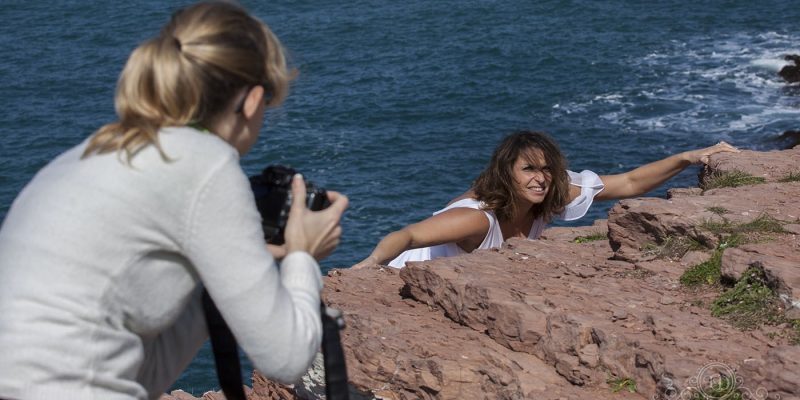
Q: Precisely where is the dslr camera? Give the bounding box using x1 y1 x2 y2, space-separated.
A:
249 165 331 245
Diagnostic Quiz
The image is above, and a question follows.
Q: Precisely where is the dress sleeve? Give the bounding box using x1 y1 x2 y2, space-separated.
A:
560 170 605 221
182 154 322 384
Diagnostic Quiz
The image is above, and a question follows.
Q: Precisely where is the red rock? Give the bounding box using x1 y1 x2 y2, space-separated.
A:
608 182 800 262
393 238 789 397
702 147 800 183
183 148 800 400
160 390 201 400
320 266 602 399
539 219 608 243
739 346 800 400
250 372 301 399
720 237 800 309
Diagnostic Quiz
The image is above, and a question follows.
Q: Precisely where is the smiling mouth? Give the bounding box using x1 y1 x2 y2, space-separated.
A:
527 185 546 193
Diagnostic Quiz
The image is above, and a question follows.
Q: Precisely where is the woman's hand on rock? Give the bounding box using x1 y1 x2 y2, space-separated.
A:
351 256 379 270
684 141 740 165
283 174 348 261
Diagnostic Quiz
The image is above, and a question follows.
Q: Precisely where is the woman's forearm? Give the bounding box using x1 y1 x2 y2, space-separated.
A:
598 153 690 200
597 142 739 200
352 229 413 268
364 230 412 265
625 152 692 195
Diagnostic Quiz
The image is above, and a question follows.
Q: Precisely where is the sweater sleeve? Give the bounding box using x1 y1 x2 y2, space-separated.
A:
182 154 322 383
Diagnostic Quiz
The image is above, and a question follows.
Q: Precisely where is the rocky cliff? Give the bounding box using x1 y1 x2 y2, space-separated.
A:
163 147 800 400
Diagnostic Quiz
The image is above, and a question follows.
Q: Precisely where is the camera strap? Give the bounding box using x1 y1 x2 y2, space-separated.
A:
201 289 246 400
202 290 351 400
321 304 350 400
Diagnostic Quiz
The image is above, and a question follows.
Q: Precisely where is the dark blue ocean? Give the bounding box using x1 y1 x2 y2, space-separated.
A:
2 0 800 395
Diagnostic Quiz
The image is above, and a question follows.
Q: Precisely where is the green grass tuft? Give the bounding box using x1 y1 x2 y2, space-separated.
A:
701 214 785 237
643 236 706 260
680 249 722 286
711 267 785 330
778 171 800 183
739 214 785 233
702 170 766 190
573 232 606 243
683 211 797 341
607 377 637 393
664 236 705 258
681 214 785 288
791 320 800 345
706 206 729 215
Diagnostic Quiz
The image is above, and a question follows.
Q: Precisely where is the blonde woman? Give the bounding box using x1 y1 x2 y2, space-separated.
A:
0 2 347 399
354 131 737 269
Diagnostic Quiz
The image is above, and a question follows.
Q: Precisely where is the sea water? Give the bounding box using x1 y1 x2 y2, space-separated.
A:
2 0 800 395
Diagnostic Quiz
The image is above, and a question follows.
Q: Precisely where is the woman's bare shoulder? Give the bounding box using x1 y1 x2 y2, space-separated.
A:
447 189 477 206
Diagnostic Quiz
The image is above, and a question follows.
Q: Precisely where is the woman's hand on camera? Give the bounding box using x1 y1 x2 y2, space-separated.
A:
284 174 348 261
266 243 288 260
682 141 739 165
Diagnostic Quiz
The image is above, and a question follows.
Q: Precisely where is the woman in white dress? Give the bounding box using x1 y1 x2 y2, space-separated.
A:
353 131 737 269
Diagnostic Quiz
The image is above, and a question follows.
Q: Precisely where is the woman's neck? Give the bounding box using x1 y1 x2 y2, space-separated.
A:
500 202 537 239
513 196 536 218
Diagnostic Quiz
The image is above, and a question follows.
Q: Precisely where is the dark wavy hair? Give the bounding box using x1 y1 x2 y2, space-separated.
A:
473 131 570 222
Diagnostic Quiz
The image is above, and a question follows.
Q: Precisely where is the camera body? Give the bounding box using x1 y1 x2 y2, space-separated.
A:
249 165 330 245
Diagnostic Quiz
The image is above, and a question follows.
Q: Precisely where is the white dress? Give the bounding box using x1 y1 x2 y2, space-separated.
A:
387 170 605 268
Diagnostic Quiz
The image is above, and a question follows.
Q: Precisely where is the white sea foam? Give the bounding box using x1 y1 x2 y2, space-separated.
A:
593 94 623 102
751 57 791 73
727 106 800 131
552 31 800 146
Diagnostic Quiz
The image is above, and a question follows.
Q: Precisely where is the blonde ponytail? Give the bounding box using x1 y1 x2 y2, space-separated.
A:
83 1 294 161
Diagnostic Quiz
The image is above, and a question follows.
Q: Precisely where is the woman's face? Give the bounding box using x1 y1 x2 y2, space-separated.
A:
511 148 552 205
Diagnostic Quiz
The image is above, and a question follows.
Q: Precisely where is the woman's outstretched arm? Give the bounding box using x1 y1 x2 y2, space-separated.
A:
352 207 490 269
593 141 739 201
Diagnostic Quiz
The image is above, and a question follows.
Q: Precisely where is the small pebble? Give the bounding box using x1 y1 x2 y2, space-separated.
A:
612 309 629 321
659 296 676 305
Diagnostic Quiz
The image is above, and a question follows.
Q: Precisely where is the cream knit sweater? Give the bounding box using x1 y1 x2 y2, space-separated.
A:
0 127 323 399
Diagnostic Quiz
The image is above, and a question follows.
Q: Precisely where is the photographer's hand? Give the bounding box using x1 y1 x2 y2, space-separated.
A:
284 174 348 261
266 244 287 260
